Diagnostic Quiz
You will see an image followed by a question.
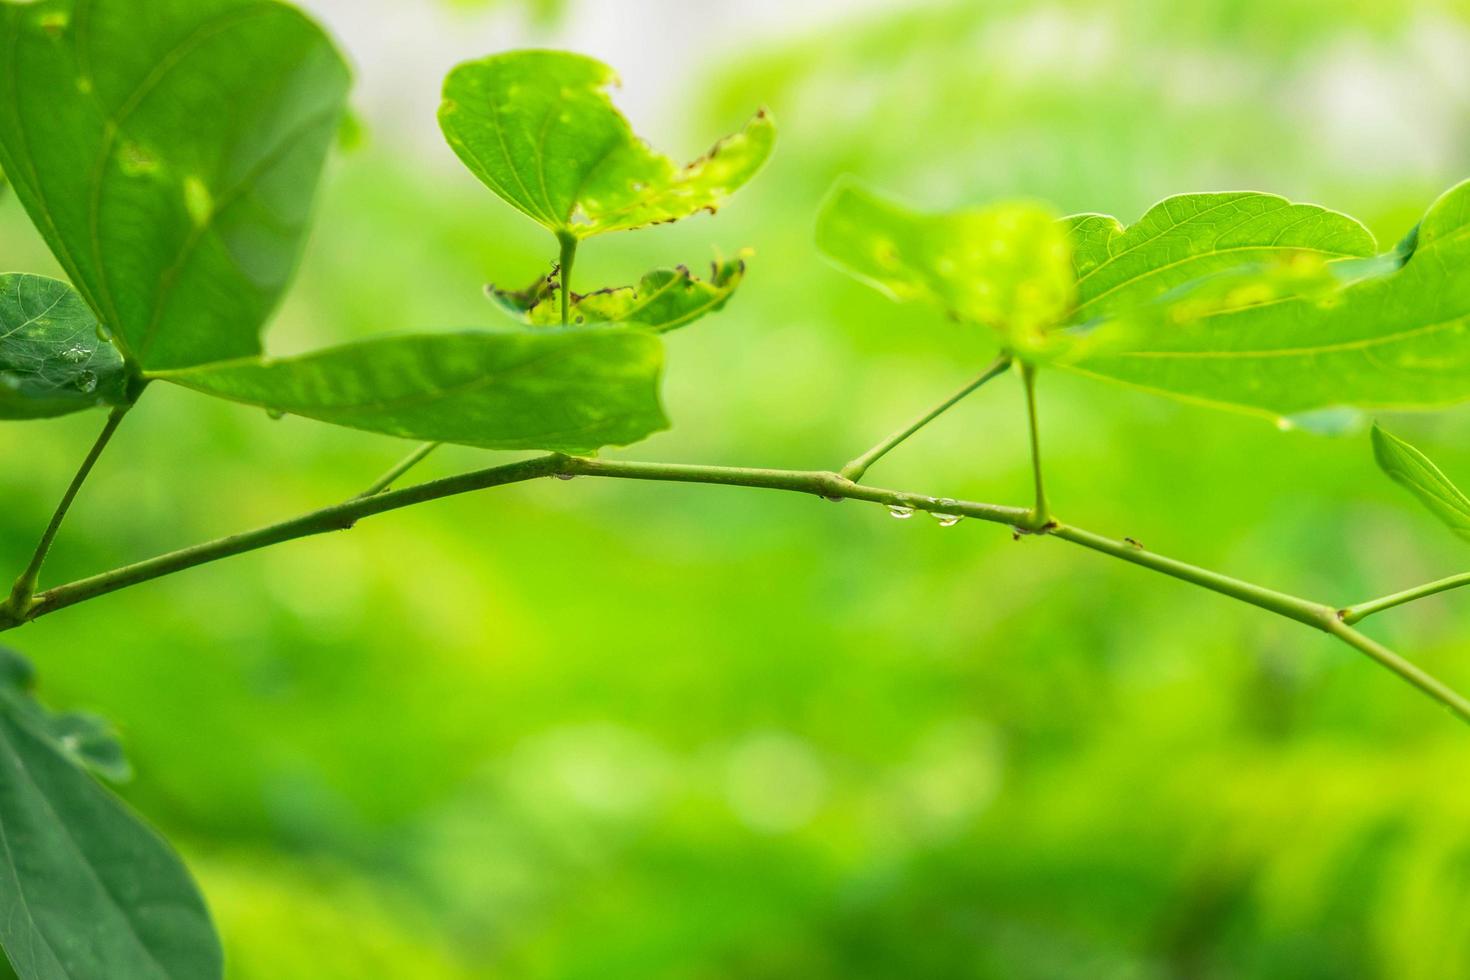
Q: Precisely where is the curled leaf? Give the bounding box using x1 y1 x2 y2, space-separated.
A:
439 50 774 238
491 256 747 333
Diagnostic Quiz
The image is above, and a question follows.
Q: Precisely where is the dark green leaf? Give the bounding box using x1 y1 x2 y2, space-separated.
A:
439 50 773 238
0 647 218 980
0 0 351 370
1070 182 1470 420
156 328 667 453
0 275 128 420
1371 424 1470 538
491 257 747 333
814 179 1072 351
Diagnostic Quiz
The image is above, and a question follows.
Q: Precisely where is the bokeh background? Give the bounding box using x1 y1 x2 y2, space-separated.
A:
6 0 1470 976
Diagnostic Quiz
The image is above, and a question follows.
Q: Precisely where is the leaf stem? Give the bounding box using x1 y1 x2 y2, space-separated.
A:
4 405 130 621
838 354 1012 482
1338 572 1470 624
355 442 440 499
557 232 578 327
1020 361 1049 529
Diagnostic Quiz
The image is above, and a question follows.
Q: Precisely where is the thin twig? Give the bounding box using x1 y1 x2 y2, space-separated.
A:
4 405 130 620
355 442 440 499
839 354 1012 482
1339 572 1470 624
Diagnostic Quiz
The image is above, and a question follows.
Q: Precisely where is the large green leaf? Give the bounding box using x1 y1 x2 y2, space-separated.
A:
490 257 747 333
814 179 1072 351
1069 181 1470 420
1065 191 1376 324
156 328 667 453
0 647 219 980
439 50 773 238
0 0 350 371
1371 424 1470 539
0 274 128 419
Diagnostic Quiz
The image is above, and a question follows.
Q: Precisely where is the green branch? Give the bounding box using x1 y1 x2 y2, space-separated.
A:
3 405 131 623
8 449 1467 723
839 354 1012 482
1339 572 1470 624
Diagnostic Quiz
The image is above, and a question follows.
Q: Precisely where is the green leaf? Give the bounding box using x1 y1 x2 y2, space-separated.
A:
1069 181 1470 420
814 179 1073 350
1371 424 1470 539
155 328 667 453
490 257 747 333
0 274 129 419
1065 191 1376 324
439 50 774 238
0 0 351 371
0 647 219 980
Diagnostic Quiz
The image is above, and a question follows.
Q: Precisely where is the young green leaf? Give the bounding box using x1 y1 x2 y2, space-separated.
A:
0 0 351 371
490 257 747 333
0 647 220 980
1371 424 1470 539
0 274 129 419
439 50 774 238
814 179 1072 350
155 328 667 453
1068 180 1470 420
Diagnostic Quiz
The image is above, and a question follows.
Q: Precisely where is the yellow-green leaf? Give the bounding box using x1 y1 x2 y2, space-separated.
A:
814 179 1073 350
439 50 773 239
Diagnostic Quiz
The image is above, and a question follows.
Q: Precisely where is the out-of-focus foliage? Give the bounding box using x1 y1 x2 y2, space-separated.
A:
1372 424 1470 538
7 0 1470 977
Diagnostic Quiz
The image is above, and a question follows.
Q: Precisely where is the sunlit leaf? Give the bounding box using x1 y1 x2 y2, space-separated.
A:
0 274 128 419
1371 424 1470 539
1065 191 1375 324
1069 180 1470 420
0 647 218 980
156 328 667 453
490 257 747 333
815 179 1072 350
439 50 773 238
0 0 351 370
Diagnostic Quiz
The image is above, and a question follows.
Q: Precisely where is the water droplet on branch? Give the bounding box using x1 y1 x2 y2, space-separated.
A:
886 505 915 519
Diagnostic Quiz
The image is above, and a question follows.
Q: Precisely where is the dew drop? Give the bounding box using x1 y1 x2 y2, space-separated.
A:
266 407 286 420
553 473 576 481
60 347 87 364
886 504 915 519
932 512 963 528
75 370 97 394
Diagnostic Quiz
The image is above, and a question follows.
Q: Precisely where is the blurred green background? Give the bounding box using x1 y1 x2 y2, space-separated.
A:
6 0 1470 976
